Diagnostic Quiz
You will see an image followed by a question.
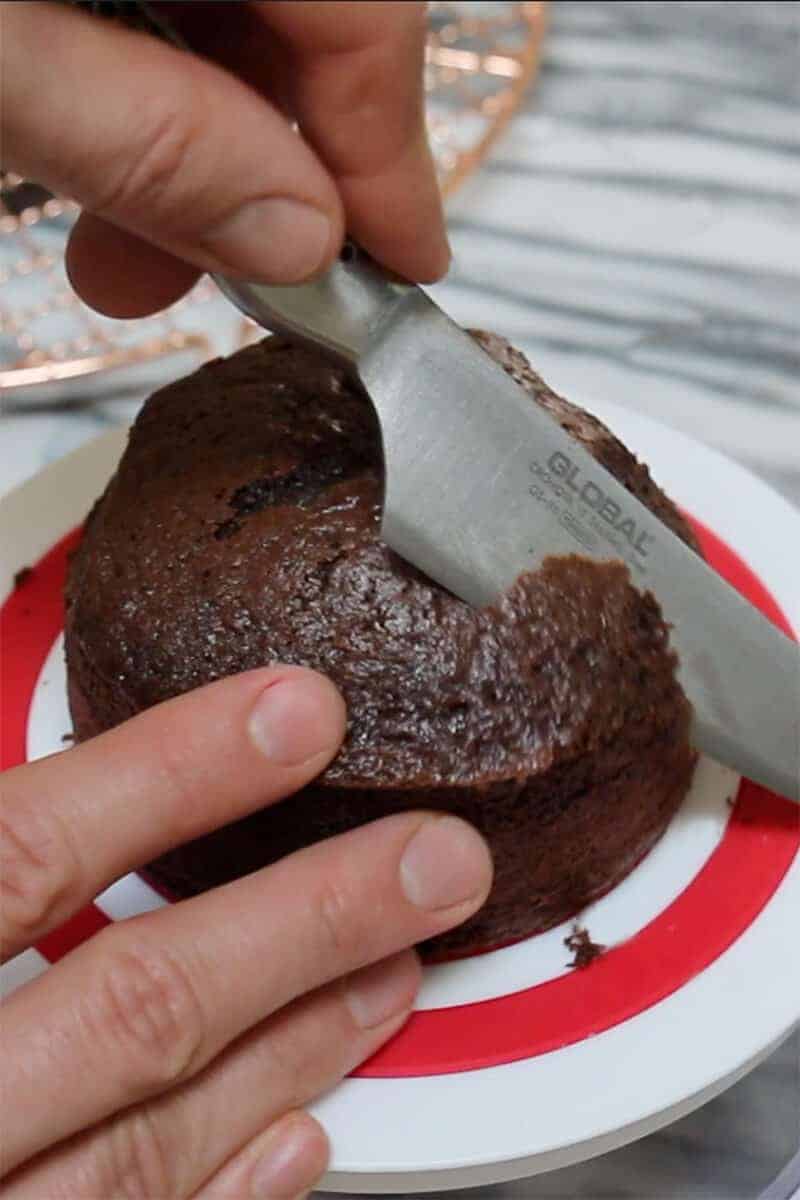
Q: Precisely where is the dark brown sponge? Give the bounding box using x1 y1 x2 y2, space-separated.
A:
65 332 698 959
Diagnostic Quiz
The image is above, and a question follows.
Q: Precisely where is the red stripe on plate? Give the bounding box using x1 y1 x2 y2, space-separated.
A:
356 519 800 1074
357 780 798 1075
2 519 798 1076
1 527 83 771
36 904 112 962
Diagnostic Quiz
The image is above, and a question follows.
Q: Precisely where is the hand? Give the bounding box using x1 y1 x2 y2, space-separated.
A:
0 667 491 1197
1 1 450 317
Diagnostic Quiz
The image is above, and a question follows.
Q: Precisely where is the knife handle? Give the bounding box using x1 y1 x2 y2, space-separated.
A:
215 245 417 369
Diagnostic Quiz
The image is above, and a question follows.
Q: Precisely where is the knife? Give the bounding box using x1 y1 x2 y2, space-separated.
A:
216 249 800 803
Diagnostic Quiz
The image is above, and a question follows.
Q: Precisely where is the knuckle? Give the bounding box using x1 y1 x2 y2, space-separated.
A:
87 74 204 223
313 877 364 965
259 1026 307 1109
265 1010 338 1102
87 929 207 1089
148 723 206 843
0 802 80 955
103 1107 173 1200
322 57 422 177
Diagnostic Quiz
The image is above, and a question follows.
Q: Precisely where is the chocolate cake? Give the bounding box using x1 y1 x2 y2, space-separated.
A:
65 332 699 960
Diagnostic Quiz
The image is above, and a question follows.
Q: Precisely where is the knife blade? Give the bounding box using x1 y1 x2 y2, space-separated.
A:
218 250 800 803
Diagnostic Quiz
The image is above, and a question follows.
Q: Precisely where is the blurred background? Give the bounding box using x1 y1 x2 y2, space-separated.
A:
1 3 798 1197
3 2 799 506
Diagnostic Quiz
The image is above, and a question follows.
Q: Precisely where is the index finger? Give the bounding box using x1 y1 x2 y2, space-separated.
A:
2 809 490 1173
260 0 450 282
0 666 345 962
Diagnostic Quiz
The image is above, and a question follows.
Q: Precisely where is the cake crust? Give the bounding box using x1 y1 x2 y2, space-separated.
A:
65 333 698 959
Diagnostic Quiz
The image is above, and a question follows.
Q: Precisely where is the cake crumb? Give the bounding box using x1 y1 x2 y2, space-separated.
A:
61 732 75 744
564 924 605 969
725 794 736 809
13 566 34 589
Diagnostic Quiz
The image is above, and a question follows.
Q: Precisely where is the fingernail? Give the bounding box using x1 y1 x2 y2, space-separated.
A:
400 816 492 911
248 672 344 767
249 1113 327 1198
426 233 453 282
207 197 332 282
344 951 420 1030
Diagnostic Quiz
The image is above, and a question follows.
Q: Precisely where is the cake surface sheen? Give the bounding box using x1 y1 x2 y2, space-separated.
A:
65 332 698 959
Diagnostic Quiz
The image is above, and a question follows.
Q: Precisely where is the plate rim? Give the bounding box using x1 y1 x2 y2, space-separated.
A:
1 408 798 1193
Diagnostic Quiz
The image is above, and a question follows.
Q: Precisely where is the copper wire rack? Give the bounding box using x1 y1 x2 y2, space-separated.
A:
426 2 546 195
0 2 546 407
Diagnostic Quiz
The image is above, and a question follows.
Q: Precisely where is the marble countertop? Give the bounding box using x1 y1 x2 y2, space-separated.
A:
1 2 798 1197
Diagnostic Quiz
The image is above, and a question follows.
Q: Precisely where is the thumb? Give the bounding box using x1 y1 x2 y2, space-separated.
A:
1 1 344 283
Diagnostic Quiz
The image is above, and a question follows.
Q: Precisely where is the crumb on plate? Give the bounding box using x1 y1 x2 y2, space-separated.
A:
564 923 606 969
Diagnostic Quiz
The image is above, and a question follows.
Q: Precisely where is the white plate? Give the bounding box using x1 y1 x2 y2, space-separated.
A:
1 404 799 1194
